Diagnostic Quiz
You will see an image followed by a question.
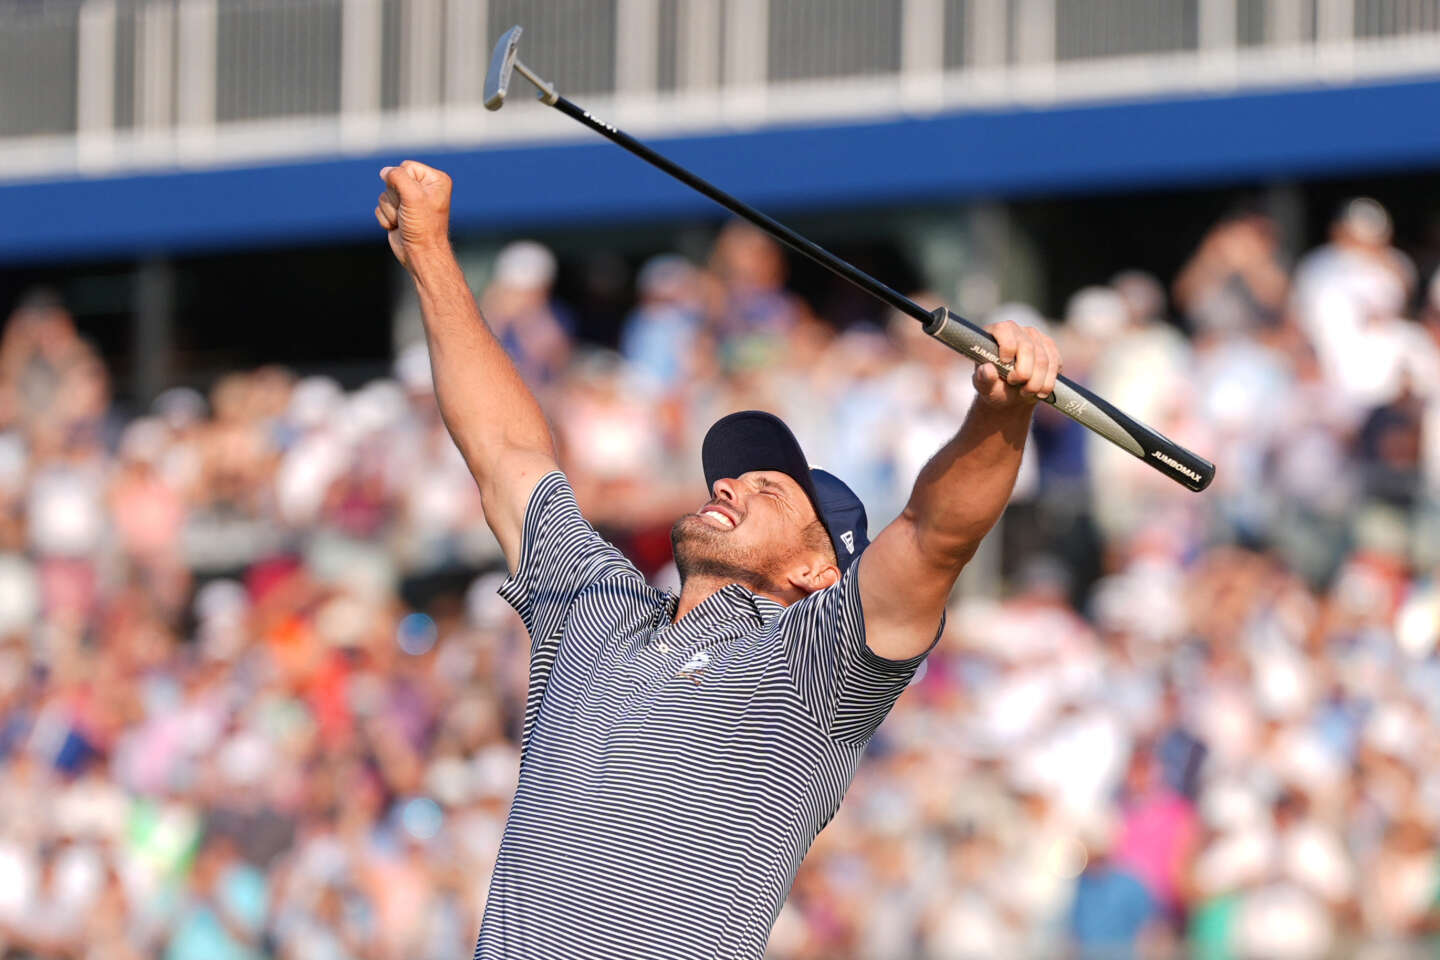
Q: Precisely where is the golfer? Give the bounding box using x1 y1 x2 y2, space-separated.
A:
376 161 1062 959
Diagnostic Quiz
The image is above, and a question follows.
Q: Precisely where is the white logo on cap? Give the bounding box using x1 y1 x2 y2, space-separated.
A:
840 531 855 554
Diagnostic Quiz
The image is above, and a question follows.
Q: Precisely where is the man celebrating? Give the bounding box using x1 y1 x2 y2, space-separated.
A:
375 162 1062 959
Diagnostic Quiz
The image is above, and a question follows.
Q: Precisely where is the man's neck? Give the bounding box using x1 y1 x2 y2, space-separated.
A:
673 575 793 622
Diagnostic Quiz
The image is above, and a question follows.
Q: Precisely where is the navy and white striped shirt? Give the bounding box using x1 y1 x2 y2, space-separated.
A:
474 472 937 960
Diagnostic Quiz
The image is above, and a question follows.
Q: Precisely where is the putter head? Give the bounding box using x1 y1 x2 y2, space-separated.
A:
484 25 523 111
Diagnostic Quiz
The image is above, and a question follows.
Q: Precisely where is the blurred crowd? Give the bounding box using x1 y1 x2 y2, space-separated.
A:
0 196 1438 959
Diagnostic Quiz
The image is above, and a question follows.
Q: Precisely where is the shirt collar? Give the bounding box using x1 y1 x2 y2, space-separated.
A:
657 583 785 632
743 589 785 625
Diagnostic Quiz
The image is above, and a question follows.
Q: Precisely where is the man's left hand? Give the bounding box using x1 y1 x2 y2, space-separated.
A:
972 320 1062 408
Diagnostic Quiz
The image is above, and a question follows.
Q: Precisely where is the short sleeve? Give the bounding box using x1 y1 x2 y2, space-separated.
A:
496 471 642 653
774 558 941 744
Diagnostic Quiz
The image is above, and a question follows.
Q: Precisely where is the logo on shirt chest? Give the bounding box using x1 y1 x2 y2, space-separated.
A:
674 650 711 684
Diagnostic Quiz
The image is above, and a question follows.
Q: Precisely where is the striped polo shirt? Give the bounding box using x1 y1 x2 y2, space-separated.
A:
473 472 936 960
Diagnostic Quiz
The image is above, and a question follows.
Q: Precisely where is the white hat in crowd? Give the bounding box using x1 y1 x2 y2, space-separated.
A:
495 240 557 291
1064 286 1129 341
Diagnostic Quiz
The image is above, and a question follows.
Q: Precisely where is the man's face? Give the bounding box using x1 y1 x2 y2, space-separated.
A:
671 470 828 596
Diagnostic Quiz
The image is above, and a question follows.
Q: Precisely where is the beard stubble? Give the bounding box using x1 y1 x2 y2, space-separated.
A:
670 515 786 596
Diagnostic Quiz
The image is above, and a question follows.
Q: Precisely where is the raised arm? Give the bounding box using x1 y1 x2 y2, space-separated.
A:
375 161 558 570
858 320 1060 661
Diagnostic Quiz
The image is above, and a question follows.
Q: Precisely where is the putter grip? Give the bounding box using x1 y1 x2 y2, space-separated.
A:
924 308 1215 492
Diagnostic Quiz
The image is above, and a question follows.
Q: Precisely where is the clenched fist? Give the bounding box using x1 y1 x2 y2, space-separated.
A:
375 161 453 269
972 319 1061 408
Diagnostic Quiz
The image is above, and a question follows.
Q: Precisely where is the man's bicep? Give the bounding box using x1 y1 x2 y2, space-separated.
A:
475 447 561 574
858 517 962 661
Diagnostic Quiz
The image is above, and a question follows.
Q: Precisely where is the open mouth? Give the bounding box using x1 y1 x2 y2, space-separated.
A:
698 507 736 530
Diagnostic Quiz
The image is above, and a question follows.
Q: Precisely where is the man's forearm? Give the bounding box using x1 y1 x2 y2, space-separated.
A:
406 244 556 484
376 162 560 568
900 400 1032 566
857 319 1056 660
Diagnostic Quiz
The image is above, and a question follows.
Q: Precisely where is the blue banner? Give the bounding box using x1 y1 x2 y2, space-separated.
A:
4 76 1440 263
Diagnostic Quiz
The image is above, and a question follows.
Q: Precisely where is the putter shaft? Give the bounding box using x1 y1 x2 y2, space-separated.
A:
486 27 1216 493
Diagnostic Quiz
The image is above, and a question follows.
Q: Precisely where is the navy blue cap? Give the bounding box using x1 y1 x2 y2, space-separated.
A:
701 411 870 573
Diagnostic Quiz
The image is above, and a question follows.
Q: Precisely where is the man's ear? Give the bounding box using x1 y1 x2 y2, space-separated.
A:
786 557 840 596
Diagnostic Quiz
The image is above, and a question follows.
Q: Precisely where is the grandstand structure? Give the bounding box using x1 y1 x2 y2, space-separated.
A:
2 0 1440 261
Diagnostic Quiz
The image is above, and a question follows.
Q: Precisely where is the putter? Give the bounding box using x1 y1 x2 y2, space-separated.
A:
483 26 1215 492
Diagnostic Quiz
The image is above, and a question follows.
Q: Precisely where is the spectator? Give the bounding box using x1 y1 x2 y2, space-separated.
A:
1069 816 1160 959
165 833 269 960
620 254 704 391
1292 198 1419 422
709 220 806 341
479 240 573 389
1174 211 1289 335
1113 745 1200 924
